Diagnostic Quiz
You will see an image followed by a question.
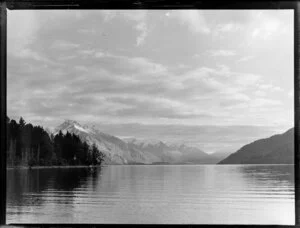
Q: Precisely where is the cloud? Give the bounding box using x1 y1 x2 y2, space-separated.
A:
9 39 286 129
251 16 281 40
237 55 254 62
106 96 215 119
8 10 87 55
181 67 225 93
241 11 291 47
51 40 79 50
15 48 60 66
273 86 283 92
74 65 88 72
8 10 39 55
119 11 149 46
101 10 149 46
172 65 285 116
234 73 261 86
9 52 253 126
258 83 284 92
136 22 148 46
215 22 241 33
94 51 105 58
77 49 96 59
77 28 96 34
219 93 251 108
58 55 77 61
125 56 167 75
209 49 236 57
90 52 168 76
251 98 282 107
170 10 210 34
7 10 293 140
182 65 261 92
213 22 242 37
254 90 267 97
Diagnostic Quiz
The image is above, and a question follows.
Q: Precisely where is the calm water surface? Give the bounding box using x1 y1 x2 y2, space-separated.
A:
7 165 294 224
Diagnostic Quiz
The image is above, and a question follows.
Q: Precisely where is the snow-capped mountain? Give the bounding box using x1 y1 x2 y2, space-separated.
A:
125 138 181 163
54 120 218 165
54 120 91 135
54 120 160 164
125 138 218 164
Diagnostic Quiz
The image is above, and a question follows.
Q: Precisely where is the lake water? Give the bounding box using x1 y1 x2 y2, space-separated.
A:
6 165 294 224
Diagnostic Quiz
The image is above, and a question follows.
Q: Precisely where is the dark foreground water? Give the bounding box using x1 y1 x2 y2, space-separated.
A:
7 165 294 224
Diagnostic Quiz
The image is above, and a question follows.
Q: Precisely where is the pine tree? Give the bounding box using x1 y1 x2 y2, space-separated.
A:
7 116 105 167
19 117 26 128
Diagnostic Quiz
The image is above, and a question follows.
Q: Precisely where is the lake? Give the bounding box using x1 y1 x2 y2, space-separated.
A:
6 164 294 224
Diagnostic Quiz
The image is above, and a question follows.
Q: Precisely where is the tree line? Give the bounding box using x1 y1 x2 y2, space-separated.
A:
7 117 104 167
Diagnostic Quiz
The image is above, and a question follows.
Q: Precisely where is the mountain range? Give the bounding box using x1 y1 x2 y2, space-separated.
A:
124 138 220 164
53 120 294 165
53 120 226 164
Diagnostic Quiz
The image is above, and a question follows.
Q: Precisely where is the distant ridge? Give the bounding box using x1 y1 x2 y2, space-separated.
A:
125 138 218 164
53 120 221 165
219 128 294 164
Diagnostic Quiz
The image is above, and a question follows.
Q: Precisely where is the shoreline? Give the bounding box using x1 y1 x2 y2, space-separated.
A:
6 165 104 170
6 163 294 170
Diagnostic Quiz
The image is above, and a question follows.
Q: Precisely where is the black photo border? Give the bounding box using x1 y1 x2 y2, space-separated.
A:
0 1 299 227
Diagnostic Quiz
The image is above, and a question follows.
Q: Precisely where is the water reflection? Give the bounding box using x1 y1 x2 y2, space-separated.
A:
7 165 294 224
239 165 294 184
7 167 101 221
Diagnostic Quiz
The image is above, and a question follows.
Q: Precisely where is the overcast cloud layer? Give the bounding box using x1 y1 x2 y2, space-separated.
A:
7 10 294 153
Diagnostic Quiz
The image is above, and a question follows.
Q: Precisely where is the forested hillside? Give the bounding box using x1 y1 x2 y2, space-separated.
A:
219 128 294 164
6 117 104 167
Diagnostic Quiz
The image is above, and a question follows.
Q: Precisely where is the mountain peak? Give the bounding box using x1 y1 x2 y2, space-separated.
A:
54 119 91 135
62 119 82 126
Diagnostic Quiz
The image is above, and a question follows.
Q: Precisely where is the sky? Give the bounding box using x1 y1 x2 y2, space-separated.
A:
7 10 294 153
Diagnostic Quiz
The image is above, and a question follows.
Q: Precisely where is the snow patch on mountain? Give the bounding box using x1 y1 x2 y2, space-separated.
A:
53 120 161 164
74 124 90 133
